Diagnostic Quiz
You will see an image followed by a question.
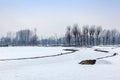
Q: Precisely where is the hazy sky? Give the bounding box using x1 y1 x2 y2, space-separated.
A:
0 0 120 38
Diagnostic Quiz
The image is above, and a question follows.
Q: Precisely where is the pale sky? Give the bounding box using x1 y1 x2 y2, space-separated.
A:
0 0 120 38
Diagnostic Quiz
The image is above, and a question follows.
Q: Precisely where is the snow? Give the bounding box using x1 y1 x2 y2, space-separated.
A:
0 46 120 80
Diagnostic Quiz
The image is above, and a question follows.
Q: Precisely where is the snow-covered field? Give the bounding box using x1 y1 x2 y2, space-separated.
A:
0 46 120 80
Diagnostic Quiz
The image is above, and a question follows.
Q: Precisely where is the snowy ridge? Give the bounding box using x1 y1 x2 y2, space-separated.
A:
0 48 78 61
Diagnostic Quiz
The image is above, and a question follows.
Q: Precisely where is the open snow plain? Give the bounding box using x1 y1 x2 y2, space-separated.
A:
0 46 120 80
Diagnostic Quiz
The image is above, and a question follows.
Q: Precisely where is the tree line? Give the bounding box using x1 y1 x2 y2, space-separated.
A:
0 29 38 46
0 24 120 47
65 24 120 46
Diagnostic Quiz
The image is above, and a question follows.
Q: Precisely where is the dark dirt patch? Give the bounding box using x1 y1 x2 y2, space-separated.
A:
79 59 96 65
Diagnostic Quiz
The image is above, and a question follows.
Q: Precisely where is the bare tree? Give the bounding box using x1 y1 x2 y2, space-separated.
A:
31 28 38 45
78 29 82 46
72 24 80 46
101 29 106 45
117 33 120 44
95 26 102 45
89 26 95 46
65 26 72 46
105 30 111 45
82 25 89 46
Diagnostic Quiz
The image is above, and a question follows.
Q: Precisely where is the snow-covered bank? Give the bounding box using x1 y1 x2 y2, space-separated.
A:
0 46 119 80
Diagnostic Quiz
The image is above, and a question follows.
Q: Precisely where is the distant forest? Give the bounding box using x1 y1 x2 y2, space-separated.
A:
0 24 120 47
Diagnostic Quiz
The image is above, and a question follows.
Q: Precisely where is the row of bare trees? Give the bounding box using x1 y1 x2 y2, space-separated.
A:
65 24 120 46
0 29 38 46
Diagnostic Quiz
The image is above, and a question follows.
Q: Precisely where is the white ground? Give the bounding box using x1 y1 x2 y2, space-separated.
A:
0 46 120 80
